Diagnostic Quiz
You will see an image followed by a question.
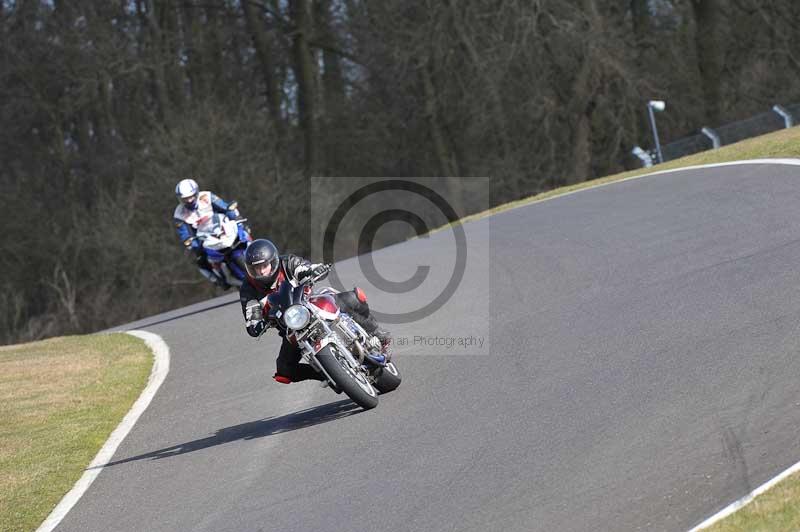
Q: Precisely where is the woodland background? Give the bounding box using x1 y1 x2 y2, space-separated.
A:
2 0 800 344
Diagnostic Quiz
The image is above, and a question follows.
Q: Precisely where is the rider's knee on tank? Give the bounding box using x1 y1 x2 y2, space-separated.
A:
336 288 371 316
193 247 210 265
336 290 391 349
197 265 229 289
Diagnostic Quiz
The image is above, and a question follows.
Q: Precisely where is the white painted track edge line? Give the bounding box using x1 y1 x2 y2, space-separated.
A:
688 459 800 531
537 158 800 532
497 158 800 216
35 330 170 532
605 159 800 531
32 159 800 531
483 158 800 531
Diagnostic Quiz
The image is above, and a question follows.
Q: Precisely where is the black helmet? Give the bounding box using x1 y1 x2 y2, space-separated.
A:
245 239 281 286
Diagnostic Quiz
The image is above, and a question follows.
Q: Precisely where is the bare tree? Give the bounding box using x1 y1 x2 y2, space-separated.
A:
242 0 284 131
692 0 725 124
289 0 319 177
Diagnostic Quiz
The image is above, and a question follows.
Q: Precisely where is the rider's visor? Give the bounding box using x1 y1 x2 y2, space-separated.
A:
181 194 197 206
252 261 273 277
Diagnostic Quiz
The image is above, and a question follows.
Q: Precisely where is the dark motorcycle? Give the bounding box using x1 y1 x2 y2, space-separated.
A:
262 266 401 410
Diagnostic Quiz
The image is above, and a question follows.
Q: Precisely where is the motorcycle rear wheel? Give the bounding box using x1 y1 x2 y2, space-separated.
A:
316 344 379 410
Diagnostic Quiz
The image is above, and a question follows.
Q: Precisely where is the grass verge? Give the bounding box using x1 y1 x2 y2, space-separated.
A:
0 333 152 532
2 128 799 532
702 471 800 531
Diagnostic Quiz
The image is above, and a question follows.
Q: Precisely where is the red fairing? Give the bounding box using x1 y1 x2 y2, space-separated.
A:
355 286 367 303
309 294 339 314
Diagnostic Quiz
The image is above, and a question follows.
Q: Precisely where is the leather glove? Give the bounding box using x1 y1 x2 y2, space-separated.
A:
227 201 240 219
247 319 268 337
245 300 268 337
245 300 263 321
253 320 267 336
308 263 330 280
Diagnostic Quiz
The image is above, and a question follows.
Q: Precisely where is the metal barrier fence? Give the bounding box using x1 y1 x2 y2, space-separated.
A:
632 103 799 167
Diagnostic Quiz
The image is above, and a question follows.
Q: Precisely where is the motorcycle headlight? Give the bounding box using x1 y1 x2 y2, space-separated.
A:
283 305 311 330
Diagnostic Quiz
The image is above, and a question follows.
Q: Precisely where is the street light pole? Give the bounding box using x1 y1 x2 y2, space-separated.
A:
647 100 666 164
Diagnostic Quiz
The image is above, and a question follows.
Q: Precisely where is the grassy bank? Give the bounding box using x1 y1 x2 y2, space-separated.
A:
3 127 800 532
449 124 800 229
0 333 152 532
702 470 800 531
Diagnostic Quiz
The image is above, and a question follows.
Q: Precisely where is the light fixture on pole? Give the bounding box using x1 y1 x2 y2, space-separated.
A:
647 100 666 164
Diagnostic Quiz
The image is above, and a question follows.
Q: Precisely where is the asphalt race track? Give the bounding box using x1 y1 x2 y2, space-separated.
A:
56 162 800 532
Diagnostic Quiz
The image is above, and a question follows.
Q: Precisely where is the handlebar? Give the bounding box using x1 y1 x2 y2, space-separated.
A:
258 320 273 337
311 264 332 283
293 264 332 287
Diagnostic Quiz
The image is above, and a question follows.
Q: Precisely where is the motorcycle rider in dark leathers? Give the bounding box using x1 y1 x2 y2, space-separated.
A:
239 239 391 383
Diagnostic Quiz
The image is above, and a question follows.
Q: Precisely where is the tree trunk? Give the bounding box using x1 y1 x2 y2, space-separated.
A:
242 0 284 131
569 112 592 185
630 0 651 49
94 71 114 152
163 1 184 111
141 0 171 123
181 0 206 100
692 0 724 124
290 0 318 177
446 0 511 162
563 0 601 185
314 0 347 175
421 59 459 178
205 3 226 99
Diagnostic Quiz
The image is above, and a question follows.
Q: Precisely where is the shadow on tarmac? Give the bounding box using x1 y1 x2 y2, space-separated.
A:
121 298 240 330
93 399 362 468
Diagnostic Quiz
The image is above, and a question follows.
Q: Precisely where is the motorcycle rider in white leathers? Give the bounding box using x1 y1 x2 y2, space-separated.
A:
173 178 242 289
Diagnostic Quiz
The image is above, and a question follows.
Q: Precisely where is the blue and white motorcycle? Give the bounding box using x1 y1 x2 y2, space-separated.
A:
196 213 252 288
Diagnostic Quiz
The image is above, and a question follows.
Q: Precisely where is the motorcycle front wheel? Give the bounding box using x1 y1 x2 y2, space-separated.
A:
373 362 402 394
231 250 248 280
316 344 379 410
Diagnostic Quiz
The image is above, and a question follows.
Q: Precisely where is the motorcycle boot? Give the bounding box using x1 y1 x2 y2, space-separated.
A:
197 266 229 289
208 263 231 290
214 273 231 290
373 327 392 355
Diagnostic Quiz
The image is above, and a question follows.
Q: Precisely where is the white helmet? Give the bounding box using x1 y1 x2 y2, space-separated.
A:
175 178 199 209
